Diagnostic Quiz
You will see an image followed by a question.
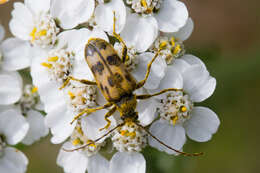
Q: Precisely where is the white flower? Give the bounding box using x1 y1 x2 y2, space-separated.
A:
126 0 189 33
9 0 95 48
31 28 110 143
147 55 220 154
0 108 29 173
94 0 126 34
57 142 109 173
0 71 22 105
150 17 194 65
0 24 31 71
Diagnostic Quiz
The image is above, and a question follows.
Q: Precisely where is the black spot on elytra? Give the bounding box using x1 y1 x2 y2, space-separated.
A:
125 73 132 82
114 72 123 83
107 54 121 66
105 86 110 96
91 62 104 75
100 83 104 91
107 76 115 87
99 42 107 50
85 44 95 57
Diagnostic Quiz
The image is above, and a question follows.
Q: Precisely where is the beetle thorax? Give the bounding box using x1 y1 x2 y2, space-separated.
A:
116 94 137 118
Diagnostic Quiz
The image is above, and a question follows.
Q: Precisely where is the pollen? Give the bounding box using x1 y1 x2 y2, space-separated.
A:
159 41 168 49
180 106 187 112
72 138 81 146
30 27 37 42
41 62 52 69
30 12 60 48
112 122 147 152
68 91 75 99
48 56 59 62
173 44 181 55
31 86 38 94
87 140 97 148
159 91 193 126
170 37 176 47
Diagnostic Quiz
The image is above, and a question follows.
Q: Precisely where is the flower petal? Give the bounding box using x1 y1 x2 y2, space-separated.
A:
57 142 89 173
25 0 50 14
121 11 158 52
181 54 207 70
22 110 49 145
31 55 75 143
95 0 126 34
132 52 166 90
137 98 159 126
0 147 28 173
0 71 22 105
149 120 186 155
171 17 194 41
154 0 188 32
184 107 220 142
1 38 31 71
51 0 95 29
109 152 146 173
87 154 109 173
9 2 34 40
182 65 216 102
0 109 29 145
81 109 116 142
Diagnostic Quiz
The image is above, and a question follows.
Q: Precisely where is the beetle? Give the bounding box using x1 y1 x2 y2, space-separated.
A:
60 12 202 156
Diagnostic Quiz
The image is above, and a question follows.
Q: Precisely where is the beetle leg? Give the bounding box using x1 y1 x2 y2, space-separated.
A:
136 88 183 100
112 11 128 63
99 106 117 131
59 76 97 90
70 102 113 124
136 50 161 89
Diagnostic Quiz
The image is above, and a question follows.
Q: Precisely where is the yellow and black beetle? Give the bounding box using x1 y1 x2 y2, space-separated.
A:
61 12 202 156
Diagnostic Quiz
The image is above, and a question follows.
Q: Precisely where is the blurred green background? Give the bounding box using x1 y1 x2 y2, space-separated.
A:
1 0 260 173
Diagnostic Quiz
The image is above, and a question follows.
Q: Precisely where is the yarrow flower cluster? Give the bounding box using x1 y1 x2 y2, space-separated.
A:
0 0 220 172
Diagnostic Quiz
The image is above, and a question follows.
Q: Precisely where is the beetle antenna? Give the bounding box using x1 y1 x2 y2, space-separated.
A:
63 123 125 152
135 123 203 157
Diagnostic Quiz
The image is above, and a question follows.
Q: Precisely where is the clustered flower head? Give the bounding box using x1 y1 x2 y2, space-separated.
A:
0 0 220 173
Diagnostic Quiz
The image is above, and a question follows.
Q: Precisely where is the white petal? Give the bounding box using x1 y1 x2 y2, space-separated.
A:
121 11 158 52
171 17 194 41
81 109 116 142
57 142 89 173
87 154 109 173
47 107 76 144
181 54 207 70
184 107 220 142
0 147 28 173
0 24 5 42
109 152 146 173
0 71 22 105
158 65 183 90
149 120 186 155
137 98 159 126
155 0 188 32
25 0 50 14
51 0 95 29
30 55 75 143
22 110 49 145
9 2 34 40
95 0 126 34
132 52 166 90
182 65 216 102
1 38 31 71
0 109 29 145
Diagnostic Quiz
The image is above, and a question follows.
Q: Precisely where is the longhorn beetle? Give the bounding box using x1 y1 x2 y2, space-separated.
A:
60 12 203 156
